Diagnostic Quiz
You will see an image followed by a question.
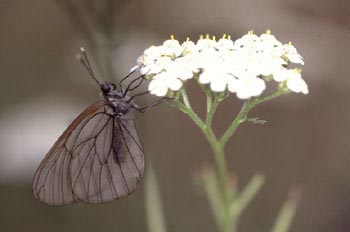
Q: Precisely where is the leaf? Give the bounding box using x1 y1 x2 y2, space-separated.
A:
271 187 302 232
201 167 225 227
145 163 167 232
247 117 267 125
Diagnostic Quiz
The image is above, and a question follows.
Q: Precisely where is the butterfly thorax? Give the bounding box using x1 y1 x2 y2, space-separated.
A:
101 82 132 116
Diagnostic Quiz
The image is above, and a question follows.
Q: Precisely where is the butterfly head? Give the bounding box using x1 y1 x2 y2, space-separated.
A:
101 82 117 95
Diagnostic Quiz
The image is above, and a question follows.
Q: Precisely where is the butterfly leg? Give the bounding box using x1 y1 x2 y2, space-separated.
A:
127 91 150 103
119 69 136 90
122 75 145 97
131 97 173 113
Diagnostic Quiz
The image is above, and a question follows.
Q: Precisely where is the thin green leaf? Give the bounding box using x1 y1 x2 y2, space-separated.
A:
247 117 267 125
145 164 167 232
271 188 302 232
201 167 225 227
231 173 265 215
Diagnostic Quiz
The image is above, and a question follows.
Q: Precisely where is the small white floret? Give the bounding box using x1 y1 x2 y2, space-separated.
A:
148 72 183 97
285 70 308 94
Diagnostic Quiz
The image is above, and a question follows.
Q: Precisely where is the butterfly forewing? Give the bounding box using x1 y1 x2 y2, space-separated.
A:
32 101 145 206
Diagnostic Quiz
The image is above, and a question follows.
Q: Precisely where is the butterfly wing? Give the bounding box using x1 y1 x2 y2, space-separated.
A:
32 101 145 206
70 112 145 204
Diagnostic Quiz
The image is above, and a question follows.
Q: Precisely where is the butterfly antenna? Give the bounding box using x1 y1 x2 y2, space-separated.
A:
76 47 101 86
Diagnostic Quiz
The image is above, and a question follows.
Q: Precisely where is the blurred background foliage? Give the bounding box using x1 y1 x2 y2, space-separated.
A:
1 0 350 231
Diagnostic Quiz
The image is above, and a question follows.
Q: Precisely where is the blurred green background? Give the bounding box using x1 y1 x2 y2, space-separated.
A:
1 0 350 231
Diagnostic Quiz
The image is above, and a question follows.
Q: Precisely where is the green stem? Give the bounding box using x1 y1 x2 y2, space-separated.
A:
206 94 220 127
213 145 232 232
212 142 229 201
198 80 213 118
250 89 288 108
180 88 192 110
220 101 251 147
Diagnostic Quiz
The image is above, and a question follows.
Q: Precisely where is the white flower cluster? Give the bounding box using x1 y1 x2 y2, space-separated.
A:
135 31 308 98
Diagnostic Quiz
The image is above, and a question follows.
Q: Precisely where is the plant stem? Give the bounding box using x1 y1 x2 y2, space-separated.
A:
168 91 233 232
206 93 220 127
220 101 250 147
167 88 289 232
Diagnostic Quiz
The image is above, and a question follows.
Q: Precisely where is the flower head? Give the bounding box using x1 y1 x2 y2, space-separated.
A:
135 31 307 98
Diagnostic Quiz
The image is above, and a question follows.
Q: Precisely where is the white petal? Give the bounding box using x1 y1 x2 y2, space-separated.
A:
198 70 213 84
148 80 168 97
273 67 290 82
260 33 283 47
178 70 194 80
197 38 217 51
162 39 184 56
284 43 305 65
147 63 162 74
250 78 266 96
217 38 234 50
182 41 197 54
168 78 183 91
233 33 259 49
163 39 180 47
140 66 150 75
287 77 308 94
227 78 239 93
210 79 226 92
287 53 305 65
236 77 266 99
143 46 162 62
236 83 253 99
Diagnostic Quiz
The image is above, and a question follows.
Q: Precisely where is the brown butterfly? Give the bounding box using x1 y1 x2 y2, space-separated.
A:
32 48 167 206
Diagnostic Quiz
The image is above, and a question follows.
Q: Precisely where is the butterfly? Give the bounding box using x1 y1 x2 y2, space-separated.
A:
32 48 167 206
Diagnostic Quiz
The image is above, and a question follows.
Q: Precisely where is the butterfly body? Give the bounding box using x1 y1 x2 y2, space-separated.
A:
101 82 136 116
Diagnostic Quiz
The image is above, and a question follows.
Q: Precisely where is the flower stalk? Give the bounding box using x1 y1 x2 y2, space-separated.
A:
168 85 289 232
